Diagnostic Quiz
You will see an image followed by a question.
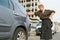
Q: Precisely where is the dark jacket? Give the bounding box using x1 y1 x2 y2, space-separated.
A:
35 10 55 39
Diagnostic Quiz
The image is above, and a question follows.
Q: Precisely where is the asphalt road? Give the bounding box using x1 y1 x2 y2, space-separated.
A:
28 32 60 40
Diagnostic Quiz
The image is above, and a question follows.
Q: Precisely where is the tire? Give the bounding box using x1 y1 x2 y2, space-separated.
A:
36 33 40 36
12 27 28 40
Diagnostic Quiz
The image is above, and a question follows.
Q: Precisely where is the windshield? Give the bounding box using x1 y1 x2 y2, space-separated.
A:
0 0 9 8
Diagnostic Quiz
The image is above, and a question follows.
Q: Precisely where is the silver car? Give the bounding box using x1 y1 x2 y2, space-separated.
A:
0 0 31 40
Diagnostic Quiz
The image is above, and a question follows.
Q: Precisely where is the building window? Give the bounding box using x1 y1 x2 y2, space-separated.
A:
35 3 37 6
29 15 30 17
35 9 37 11
32 3 34 6
32 0 34 1
24 0 25 2
32 8 34 12
26 9 30 12
26 0 31 2
32 15 34 17
26 4 31 7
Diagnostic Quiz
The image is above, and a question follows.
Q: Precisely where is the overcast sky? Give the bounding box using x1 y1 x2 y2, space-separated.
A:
40 0 60 22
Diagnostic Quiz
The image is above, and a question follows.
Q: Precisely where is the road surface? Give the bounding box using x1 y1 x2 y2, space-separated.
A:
28 32 60 40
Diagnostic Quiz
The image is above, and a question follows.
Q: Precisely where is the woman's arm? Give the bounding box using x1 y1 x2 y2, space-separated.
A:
40 10 55 20
49 10 55 17
27 12 34 15
27 12 38 16
49 12 55 17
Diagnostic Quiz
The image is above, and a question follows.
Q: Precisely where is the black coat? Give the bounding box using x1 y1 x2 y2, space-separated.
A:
35 10 55 39
40 19 52 39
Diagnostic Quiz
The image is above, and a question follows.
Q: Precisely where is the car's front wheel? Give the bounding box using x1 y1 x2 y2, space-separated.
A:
12 27 27 40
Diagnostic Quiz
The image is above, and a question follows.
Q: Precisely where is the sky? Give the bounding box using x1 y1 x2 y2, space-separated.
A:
40 0 60 22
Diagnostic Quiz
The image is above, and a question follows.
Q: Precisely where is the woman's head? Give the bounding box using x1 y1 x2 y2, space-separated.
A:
38 4 44 11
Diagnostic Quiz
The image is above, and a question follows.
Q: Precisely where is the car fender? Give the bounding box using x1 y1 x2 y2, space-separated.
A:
9 21 27 39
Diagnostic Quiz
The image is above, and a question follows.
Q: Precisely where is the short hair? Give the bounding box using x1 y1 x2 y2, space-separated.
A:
38 4 44 8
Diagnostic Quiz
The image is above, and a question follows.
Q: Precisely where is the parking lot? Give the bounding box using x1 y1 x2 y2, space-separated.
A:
28 36 40 40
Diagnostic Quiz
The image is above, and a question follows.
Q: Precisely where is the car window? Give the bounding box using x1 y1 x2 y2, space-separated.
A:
12 0 26 14
0 0 9 8
9 0 14 10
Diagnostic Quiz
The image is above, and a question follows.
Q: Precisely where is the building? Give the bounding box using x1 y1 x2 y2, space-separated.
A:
18 0 39 12
18 0 40 21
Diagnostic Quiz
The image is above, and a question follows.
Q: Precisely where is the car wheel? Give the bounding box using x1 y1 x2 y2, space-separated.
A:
36 33 39 36
36 33 40 36
12 27 27 40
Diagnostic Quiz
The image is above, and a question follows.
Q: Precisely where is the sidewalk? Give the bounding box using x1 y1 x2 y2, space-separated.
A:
52 32 60 40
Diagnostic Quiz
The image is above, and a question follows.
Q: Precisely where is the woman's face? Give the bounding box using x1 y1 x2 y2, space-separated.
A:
39 6 44 11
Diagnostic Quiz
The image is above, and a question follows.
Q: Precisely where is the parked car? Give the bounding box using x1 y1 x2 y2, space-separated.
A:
30 18 39 28
35 21 42 35
0 0 31 40
36 21 56 36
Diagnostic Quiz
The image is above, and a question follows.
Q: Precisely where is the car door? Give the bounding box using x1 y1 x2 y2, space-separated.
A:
0 0 14 38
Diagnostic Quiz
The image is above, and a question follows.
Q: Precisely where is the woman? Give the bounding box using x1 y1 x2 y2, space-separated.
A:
34 4 55 40
28 4 55 40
